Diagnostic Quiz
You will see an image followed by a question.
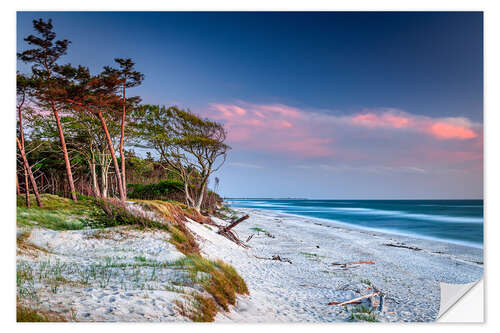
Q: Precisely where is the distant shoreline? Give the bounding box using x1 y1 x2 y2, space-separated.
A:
225 198 484 201
270 208 483 250
226 203 484 250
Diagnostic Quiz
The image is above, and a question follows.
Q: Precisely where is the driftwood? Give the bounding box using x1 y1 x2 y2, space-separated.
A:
331 260 375 269
219 215 249 232
329 283 386 312
246 231 274 243
216 215 250 248
254 254 292 264
328 292 381 306
384 243 421 251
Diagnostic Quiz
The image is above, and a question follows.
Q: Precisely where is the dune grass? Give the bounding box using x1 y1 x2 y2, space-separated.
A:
17 194 109 230
173 255 248 321
348 305 379 322
17 304 67 322
16 194 248 322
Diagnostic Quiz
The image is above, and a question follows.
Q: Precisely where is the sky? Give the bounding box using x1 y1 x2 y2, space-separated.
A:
17 12 483 199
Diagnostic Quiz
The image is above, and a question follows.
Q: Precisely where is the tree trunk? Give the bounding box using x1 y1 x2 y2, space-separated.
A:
16 137 42 207
23 163 30 207
96 110 126 202
90 160 101 197
119 82 127 198
16 174 20 196
184 182 195 207
18 104 30 206
101 165 108 198
194 179 208 212
51 104 78 202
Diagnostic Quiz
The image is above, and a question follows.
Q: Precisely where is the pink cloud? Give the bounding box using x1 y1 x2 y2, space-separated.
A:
201 102 482 167
207 102 334 157
352 113 410 128
428 122 477 140
349 110 478 140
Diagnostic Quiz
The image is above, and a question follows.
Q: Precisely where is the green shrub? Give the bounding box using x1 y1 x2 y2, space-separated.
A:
127 180 184 200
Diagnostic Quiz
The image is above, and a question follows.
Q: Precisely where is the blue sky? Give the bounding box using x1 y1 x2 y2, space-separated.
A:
17 12 483 199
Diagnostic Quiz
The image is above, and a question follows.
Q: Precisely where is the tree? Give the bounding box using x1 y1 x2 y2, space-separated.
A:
17 73 34 206
17 18 78 202
16 137 42 207
104 58 144 197
133 105 230 211
63 66 127 202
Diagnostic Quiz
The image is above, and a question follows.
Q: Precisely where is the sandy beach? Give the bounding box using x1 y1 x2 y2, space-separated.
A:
16 204 483 322
196 208 483 322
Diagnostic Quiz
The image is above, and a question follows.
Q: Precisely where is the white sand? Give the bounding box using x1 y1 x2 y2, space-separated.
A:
17 205 483 322
17 226 189 322
187 208 483 322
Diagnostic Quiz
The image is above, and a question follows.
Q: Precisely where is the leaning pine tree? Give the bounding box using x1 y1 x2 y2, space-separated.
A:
63 65 127 202
104 58 144 198
17 18 78 202
17 73 33 207
133 105 230 212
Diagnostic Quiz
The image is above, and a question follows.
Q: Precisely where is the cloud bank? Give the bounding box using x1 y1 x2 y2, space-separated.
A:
201 101 482 173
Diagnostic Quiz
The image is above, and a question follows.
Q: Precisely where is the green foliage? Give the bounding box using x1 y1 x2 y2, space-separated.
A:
250 227 268 233
127 180 184 200
349 305 379 322
17 194 108 230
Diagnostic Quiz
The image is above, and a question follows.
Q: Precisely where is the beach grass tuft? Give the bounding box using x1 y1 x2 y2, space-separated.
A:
348 305 379 322
250 227 268 233
174 293 218 322
17 303 67 322
17 194 248 322
173 254 248 317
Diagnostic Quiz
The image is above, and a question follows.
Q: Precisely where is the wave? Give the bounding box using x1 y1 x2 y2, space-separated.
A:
230 200 483 224
261 210 484 249
325 207 483 224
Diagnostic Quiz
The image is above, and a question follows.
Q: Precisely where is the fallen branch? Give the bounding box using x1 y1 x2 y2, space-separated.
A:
384 243 421 251
219 215 249 233
254 254 292 264
215 215 250 248
331 260 375 269
272 255 292 264
328 292 381 306
246 234 255 242
220 229 249 248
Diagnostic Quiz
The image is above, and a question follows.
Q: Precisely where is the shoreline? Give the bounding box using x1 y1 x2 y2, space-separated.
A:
228 204 484 250
191 207 483 322
233 207 484 270
16 204 484 322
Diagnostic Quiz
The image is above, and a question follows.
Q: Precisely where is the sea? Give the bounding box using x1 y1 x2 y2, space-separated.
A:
227 199 484 248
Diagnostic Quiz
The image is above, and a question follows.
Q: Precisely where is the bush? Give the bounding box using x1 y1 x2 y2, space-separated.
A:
127 180 184 201
127 180 223 213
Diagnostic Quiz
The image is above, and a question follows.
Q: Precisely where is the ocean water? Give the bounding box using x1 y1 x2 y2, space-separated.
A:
227 199 484 248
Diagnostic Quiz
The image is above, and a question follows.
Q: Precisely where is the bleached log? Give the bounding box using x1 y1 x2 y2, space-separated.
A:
328 292 381 306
